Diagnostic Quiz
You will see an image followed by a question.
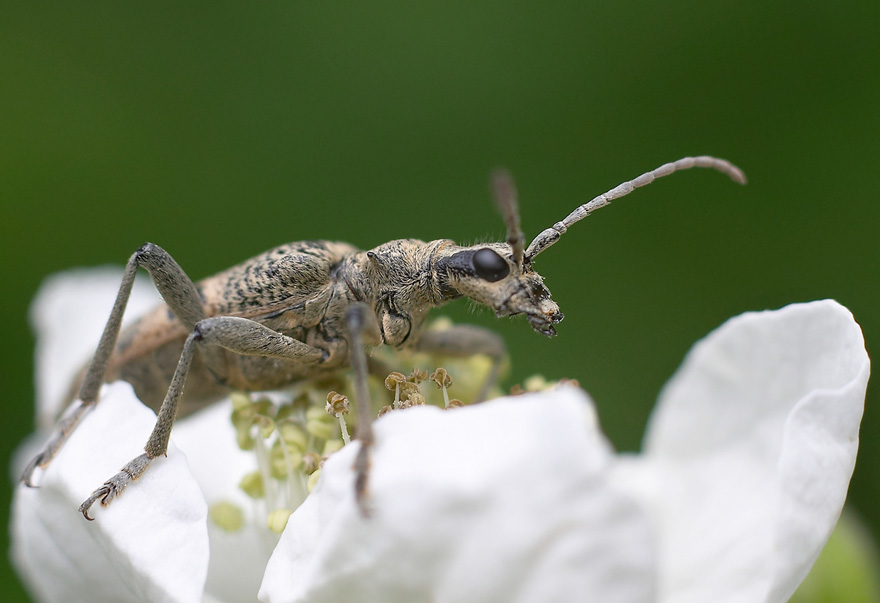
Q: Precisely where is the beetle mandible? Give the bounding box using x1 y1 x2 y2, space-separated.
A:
21 155 746 519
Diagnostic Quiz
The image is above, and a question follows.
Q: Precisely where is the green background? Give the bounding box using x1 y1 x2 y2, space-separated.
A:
1 2 878 600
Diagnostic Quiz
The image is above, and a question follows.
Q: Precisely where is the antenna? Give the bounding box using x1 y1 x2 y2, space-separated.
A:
524 156 746 260
491 168 525 270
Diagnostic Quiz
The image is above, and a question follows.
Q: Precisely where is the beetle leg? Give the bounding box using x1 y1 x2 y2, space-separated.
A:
78 315 327 519
345 303 379 517
22 243 224 486
415 324 507 402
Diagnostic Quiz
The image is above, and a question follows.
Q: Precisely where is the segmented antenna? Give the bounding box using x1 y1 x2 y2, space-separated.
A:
524 156 747 260
491 168 525 270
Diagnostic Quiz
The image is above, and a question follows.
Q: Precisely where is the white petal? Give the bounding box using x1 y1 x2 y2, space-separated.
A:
173 400 277 602
11 382 209 603
30 268 161 429
260 387 656 603
613 300 869 603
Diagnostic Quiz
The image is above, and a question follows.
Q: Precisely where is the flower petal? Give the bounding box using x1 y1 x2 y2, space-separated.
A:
173 400 275 602
11 382 209 603
613 300 869 603
260 387 656 603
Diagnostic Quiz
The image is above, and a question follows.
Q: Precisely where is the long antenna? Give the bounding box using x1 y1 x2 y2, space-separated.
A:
524 156 746 260
491 168 525 270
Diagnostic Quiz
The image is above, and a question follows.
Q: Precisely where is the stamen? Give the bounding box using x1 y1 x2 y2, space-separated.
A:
408 368 428 384
224 337 500 536
399 381 421 399
270 438 304 479
325 391 351 444
384 372 406 409
278 420 308 450
430 368 453 408
400 391 426 408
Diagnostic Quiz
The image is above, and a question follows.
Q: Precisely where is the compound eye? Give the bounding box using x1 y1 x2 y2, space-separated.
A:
472 248 510 282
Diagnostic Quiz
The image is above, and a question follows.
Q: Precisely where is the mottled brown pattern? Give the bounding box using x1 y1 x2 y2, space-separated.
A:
92 235 564 415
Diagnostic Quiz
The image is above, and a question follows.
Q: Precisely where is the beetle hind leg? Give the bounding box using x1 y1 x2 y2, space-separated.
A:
77 315 328 519
20 243 216 487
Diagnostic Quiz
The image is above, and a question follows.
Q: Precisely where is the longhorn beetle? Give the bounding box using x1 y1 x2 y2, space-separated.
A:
21 155 746 519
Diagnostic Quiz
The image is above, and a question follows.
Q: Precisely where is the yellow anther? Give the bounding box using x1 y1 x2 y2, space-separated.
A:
230 391 252 412
253 414 276 439
236 425 256 451
270 440 304 478
209 501 245 532
252 397 273 416
239 470 265 499
267 508 293 534
278 420 308 450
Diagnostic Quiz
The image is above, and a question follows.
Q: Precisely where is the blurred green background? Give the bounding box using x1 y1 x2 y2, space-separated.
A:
2 2 878 600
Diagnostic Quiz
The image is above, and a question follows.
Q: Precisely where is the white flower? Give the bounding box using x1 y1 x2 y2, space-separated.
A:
12 270 273 603
10 270 869 603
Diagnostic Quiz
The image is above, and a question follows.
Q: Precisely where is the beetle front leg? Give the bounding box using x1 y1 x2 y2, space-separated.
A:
78 315 326 520
345 303 379 517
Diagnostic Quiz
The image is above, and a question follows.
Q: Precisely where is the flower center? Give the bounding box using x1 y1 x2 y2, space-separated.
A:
207 318 566 534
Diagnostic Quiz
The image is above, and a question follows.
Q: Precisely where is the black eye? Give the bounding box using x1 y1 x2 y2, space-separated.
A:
472 248 509 282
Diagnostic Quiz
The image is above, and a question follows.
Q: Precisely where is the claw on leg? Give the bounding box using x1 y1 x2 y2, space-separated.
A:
20 453 47 488
79 485 113 521
78 452 152 521
20 401 93 487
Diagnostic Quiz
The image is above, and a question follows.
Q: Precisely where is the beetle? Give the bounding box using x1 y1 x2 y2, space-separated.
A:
21 155 746 519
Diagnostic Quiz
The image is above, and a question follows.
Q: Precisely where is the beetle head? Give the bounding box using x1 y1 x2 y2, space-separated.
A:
435 243 563 337
435 156 747 337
